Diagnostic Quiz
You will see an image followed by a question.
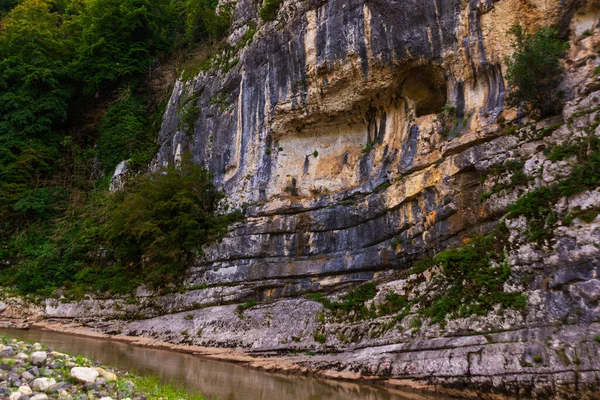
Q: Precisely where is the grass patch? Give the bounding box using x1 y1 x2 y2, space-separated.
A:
128 375 204 400
236 300 258 316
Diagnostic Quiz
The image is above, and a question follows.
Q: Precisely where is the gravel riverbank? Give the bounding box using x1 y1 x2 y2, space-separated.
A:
0 337 201 400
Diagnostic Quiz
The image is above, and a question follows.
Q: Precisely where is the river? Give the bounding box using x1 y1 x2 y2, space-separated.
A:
0 328 456 400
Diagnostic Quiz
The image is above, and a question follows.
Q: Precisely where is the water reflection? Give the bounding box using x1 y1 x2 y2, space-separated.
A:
0 328 453 400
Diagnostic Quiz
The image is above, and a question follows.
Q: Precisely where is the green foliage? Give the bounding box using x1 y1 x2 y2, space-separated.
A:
505 25 569 117
545 142 581 162
508 137 600 239
0 184 109 295
236 24 256 49
417 235 526 325
361 141 376 154
0 0 19 15
103 153 240 288
129 375 204 400
69 0 178 94
259 0 282 21
179 92 201 134
313 332 327 344
182 0 232 46
236 300 258 315
438 102 459 139
563 206 600 225
98 88 150 173
0 0 239 296
12 187 69 222
308 282 379 321
377 293 409 316
481 159 530 201
0 0 71 231
209 92 230 111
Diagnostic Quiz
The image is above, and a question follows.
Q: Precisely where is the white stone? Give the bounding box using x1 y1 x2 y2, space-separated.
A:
30 351 47 365
31 395 49 400
99 397 114 400
49 351 69 359
16 352 29 361
70 367 99 383
93 367 117 381
32 377 56 391
9 392 21 400
18 386 32 395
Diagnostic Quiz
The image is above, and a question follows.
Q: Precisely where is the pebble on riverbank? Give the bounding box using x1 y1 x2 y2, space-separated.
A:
0 339 148 400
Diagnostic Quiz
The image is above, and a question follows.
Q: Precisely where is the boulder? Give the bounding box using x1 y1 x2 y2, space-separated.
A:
20 372 34 381
32 377 56 392
69 367 99 383
93 367 117 382
30 352 47 366
17 386 32 395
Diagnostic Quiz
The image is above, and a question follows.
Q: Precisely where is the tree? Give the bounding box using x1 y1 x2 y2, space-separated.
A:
505 25 569 118
103 154 239 287
97 87 149 173
68 0 178 94
0 0 72 231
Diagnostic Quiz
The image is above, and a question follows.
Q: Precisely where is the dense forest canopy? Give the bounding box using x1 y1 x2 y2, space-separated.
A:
0 0 238 295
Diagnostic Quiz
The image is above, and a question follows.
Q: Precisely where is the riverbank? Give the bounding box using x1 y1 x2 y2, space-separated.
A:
0 321 454 400
0 319 475 400
0 334 204 400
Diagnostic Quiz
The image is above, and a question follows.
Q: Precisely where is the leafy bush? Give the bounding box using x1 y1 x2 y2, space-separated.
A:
103 153 241 288
505 25 569 117
259 0 282 21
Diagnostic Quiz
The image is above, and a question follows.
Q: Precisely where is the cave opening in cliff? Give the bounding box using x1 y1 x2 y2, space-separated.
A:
402 66 447 117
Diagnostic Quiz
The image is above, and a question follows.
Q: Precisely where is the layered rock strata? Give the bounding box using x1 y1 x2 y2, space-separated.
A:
4 0 600 398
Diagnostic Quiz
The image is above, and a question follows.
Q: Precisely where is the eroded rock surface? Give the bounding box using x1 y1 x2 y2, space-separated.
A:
4 0 600 398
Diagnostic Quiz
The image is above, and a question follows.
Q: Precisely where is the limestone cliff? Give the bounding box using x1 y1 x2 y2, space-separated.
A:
5 0 600 398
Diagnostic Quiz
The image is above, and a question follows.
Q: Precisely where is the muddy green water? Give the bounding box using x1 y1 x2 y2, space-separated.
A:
0 328 456 400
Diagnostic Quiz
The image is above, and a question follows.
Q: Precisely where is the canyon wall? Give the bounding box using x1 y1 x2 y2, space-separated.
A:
5 0 600 398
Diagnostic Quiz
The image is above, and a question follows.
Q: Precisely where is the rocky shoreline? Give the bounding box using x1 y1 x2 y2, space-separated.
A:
0 332 199 400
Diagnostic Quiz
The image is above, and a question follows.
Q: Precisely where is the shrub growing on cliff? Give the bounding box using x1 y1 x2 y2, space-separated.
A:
417 234 526 325
259 0 282 21
103 153 242 288
505 25 569 117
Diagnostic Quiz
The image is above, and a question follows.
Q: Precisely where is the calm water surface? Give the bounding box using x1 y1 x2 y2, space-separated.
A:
0 328 456 400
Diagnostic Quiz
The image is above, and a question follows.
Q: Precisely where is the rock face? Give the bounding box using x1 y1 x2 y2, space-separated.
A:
5 0 600 398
